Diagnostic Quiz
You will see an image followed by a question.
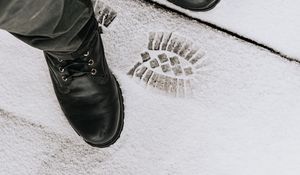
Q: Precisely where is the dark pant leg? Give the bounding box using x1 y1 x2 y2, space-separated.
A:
0 0 94 52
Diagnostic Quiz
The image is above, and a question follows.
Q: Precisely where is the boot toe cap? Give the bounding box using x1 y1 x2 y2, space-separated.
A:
73 111 122 147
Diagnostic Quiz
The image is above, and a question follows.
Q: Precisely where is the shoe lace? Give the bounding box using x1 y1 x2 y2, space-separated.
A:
57 51 98 82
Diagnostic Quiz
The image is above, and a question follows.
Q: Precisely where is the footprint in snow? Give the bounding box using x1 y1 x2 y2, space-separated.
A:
128 32 207 98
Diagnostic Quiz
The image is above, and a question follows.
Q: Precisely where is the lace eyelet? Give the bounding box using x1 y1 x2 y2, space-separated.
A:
59 67 65 73
62 76 68 82
83 51 90 57
91 68 97 75
88 59 94 66
58 59 63 63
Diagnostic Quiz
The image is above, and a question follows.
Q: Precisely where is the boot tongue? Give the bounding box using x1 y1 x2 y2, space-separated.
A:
64 61 90 78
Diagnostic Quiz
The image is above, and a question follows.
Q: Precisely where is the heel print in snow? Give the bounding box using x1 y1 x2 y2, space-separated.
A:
128 32 206 97
91 0 117 32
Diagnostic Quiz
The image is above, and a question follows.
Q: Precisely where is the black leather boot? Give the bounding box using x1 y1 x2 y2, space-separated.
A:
167 0 220 11
44 17 124 148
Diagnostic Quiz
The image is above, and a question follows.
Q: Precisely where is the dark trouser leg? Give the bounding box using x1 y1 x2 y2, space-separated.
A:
0 0 94 52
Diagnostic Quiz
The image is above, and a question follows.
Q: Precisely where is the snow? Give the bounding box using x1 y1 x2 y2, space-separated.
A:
0 0 300 174
150 0 300 60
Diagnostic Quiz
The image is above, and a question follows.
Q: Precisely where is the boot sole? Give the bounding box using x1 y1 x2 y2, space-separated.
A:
84 74 125 148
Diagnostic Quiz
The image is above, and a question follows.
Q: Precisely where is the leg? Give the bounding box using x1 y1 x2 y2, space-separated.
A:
0 0 124 147
0 0 93 52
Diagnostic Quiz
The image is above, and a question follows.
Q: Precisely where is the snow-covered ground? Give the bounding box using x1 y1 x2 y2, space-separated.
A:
0 0 300 174
150 0 300 60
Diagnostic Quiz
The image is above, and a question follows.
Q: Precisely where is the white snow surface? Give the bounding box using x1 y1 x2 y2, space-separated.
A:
1 0 300 174
150 0 300 60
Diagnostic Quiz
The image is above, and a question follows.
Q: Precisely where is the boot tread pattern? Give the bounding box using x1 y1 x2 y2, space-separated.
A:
92 0 117 31
128 32 206 97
